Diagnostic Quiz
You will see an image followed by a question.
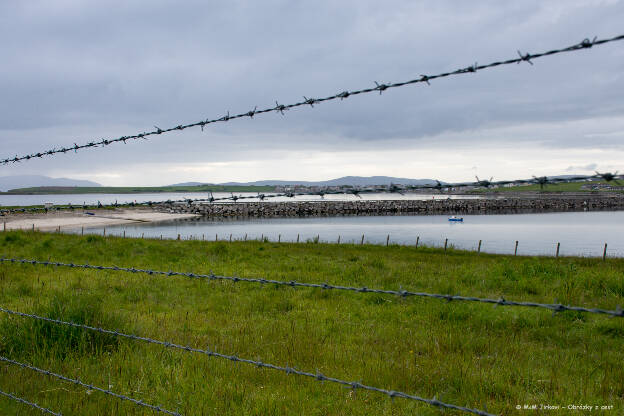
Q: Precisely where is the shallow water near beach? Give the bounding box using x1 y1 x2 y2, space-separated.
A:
74 210 624 257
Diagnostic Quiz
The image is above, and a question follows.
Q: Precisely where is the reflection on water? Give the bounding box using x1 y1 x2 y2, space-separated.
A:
72 211 624 258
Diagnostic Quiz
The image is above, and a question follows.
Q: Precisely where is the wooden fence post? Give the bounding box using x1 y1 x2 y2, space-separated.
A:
296 234 299 243
216 233 218 241
603 243 608 261
556 242 560 258
386 235 390 246
361 234 364 245
244 233 247 241
477 240 482 253
337 235 340 244
278 234 281 243
444 238 448 252
514 241 518 256
103 228 106 237
229 234 232 242
416 236 419 248
177 234 180 240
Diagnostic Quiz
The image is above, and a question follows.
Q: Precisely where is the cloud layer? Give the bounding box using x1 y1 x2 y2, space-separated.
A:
1 0 623 185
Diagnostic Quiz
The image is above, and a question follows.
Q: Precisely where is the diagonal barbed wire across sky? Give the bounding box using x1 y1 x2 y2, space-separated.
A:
1 34 623 166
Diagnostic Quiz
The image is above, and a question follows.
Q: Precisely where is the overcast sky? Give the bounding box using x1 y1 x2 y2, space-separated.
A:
1 0 623 186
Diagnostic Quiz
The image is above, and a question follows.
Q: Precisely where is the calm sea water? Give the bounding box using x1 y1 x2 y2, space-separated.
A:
0 192 482 206
72 211 624 258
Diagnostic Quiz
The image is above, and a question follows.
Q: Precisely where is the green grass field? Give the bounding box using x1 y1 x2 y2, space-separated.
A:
0 185 275 195
0 231 623 415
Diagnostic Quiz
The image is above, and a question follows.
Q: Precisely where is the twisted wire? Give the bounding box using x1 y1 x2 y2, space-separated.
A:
0 388 62 415
2 34 622 166
0 307 494 416
1 257 621 318
0 356 180 416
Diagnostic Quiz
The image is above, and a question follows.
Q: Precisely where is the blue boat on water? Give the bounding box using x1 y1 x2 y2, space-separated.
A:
448 216 463 222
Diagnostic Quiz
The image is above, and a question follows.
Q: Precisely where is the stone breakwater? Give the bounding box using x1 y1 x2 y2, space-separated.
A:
156 197 624 217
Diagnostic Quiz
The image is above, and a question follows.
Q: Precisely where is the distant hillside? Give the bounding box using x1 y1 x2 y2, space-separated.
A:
0 175 101 192
2 184 274 195
167 182 212 187
219 176 439 186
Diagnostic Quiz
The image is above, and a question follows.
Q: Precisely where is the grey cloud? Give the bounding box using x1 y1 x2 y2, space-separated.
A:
1 0 624 182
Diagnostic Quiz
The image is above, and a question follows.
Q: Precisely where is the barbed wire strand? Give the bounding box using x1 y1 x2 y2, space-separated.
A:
1 257 621 318
0 356 180 416
1 171 623 216
0 307 495 416
2 34 623 166
0 388 62 416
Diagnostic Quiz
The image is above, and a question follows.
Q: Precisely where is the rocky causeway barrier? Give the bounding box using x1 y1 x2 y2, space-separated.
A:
156 195 624 218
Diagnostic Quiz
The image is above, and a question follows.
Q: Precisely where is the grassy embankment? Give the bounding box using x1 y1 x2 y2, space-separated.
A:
474 181 622 193
0 185 275 195
0 231 623 415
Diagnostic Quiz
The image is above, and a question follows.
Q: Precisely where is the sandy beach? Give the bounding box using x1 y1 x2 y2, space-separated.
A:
1 208 198 231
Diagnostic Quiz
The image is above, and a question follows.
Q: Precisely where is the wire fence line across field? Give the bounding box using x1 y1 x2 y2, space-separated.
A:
0 388 62 416
1 257 622 318
1 171 623 216
0 356 181 416
1 34 623 166
0 307 495 416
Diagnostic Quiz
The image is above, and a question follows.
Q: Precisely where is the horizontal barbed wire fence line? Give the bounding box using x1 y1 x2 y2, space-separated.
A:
2 34 623 166
1 257 622 318
0 307 494 416
0 388 62 416
1 172 623 216
0 356 180 416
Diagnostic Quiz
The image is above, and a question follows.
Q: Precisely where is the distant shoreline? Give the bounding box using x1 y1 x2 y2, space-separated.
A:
0 208 198 231
0 185 275 195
